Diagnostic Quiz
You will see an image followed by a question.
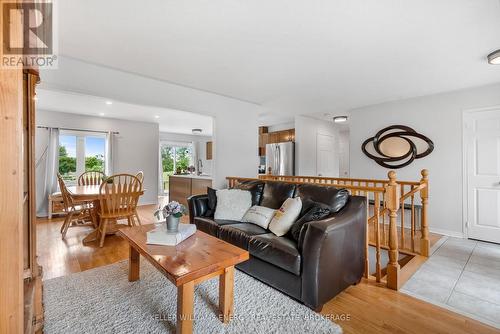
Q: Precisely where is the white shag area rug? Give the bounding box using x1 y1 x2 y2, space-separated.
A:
43 260 342 334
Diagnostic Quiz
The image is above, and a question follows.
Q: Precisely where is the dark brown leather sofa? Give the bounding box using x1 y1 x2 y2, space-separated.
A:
187 180 366 311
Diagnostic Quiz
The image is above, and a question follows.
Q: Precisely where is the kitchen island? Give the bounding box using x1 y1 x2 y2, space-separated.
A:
169 175 212 207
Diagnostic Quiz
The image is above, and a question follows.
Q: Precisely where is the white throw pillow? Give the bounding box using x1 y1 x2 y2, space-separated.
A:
241 206 276 229
268 197 302 237
214 189 252 221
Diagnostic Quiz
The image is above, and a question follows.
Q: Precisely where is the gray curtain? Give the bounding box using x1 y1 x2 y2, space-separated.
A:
36 128 59 217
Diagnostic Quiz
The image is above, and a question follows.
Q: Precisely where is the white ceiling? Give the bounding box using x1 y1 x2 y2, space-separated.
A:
37 89 213 136
56 0 500 119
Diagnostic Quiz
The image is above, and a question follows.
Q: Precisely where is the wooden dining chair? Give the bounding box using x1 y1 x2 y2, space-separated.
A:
97 174 143 247
77 171 105 219
135 171 144 184
78 171 105 186
57 174 95 238
131 171 145 225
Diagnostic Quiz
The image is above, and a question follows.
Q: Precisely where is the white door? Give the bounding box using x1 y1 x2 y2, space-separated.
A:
316 133 338 177
465 109 500 243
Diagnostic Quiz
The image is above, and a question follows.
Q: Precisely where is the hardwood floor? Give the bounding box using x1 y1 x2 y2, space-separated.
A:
37 205 499 333
36 204 176 280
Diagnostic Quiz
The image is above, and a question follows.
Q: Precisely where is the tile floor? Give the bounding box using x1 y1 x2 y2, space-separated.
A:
402 237 500 329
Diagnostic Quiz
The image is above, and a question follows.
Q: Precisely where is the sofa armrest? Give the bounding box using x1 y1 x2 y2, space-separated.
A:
187 194 210 224
300 196 367 309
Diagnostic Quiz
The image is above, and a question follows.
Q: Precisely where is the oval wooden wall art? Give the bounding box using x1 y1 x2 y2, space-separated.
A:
362 125 434 169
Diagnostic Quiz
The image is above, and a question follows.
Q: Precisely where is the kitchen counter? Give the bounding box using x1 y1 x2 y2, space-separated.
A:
170 174 212 180
169 175 212 206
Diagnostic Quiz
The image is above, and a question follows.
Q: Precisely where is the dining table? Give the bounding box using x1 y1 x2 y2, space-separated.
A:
66 185 145 244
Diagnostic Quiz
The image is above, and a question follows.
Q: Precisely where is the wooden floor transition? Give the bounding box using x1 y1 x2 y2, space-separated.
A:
37 205 499 334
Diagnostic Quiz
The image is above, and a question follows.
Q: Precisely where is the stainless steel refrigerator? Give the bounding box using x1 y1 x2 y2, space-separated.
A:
265 142 295 176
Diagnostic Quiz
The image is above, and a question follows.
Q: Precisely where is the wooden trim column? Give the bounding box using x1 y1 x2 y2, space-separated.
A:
385 171 401 290
0 40 25 334
419 169 430 257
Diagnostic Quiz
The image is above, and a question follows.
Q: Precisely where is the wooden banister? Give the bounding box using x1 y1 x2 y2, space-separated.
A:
385 171 401 290
420 169 430 257
227 168 429 291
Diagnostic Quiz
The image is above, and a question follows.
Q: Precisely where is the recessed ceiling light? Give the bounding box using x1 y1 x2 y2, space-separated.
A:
487 49 500 65
192 128 203 135
154 115 160 119
99 113 105 117
333 116 348 123
105 101 113 105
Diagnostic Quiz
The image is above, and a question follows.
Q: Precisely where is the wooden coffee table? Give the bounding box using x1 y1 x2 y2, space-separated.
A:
117 225 249 334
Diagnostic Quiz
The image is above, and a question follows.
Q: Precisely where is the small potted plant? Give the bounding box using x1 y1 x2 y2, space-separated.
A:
162 201 187 232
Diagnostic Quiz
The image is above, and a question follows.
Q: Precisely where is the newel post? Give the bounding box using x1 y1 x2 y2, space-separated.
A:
386 171 401 290
420 169 430 257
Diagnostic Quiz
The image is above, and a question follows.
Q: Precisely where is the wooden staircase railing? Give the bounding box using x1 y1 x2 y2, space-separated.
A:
227 169 429 290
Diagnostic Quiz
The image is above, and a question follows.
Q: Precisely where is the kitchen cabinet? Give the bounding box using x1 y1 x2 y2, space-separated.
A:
269 132 279 144
192 178 213 196
169 176 212 207
258 128 295 156
259 133 269 156
206 141 213 160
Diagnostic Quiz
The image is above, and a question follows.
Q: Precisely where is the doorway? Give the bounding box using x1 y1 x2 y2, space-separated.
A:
464 107 500 243
316 133 338 177
160 142 193 199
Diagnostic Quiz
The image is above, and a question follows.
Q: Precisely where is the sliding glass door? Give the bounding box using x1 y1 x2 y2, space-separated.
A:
160 142 193 195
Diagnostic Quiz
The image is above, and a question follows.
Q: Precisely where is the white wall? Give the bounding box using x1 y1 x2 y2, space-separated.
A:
294 115 340 176
40 56 260 188
268 121 295 132
348 82 500 237
338 129 350 177
37 110 159 205
160 132 213 176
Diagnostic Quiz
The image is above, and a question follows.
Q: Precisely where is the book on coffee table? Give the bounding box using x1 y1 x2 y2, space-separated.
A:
146 223 197 246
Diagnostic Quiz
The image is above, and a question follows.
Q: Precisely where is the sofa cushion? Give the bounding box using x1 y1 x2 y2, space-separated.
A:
268 197 302 237
215 189 252 221
193 217 239 237
219 223 268 249
234 180 265 206
249 234 301 276
241 205 276 229
295 184 349 215
260 182 296 209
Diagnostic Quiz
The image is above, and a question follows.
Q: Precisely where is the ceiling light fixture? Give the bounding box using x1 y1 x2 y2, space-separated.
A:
99 113 105 117
333 116 348 123
487 49 500 65
154 115 160 119
192 128 203 135
105 100 113 105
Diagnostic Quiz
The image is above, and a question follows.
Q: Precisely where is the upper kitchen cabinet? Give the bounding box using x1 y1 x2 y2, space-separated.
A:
206 141 213 160
258 127 295 156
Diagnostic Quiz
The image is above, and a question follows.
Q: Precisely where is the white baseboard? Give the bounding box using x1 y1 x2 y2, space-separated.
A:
429 227 464 239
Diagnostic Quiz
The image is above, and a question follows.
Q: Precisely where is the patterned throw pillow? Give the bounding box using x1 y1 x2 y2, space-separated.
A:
205 187 217 216
214 189 252 221
241 206 276 229
268 197 302 237
290 203 331 242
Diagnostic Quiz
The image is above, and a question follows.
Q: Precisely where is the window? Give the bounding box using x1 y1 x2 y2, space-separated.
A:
161 143 193 194
58 131 106 184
